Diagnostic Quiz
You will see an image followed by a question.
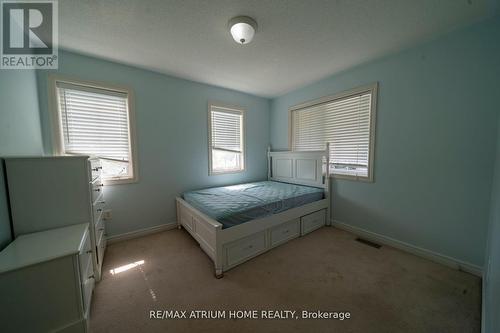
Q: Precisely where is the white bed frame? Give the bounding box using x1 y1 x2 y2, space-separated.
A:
176 144 330 278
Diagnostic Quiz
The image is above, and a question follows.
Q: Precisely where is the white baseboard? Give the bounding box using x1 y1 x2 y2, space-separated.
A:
107 222 178 244
332 220 482 277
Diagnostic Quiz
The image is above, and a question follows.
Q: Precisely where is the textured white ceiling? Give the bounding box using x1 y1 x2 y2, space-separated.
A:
59 0 492 97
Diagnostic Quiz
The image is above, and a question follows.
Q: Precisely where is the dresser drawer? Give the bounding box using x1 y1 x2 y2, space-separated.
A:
92 199 105 222
97 219 106 248
90 178 103 203
225 232 266 268
89 158 102 181
80 253 94 284
270 219 300 247
300 209 326 235
81 272 94 315
97 233 106 268
79 245 94 314
79 227 95 319
78 230 92 278
95 215 105 238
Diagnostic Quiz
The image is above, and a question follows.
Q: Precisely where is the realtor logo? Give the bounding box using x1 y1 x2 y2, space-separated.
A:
1 0 58 69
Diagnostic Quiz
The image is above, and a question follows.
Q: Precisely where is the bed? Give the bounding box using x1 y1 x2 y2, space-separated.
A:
176 145 330 278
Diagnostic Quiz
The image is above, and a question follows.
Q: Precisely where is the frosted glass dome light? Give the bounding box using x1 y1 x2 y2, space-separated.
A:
228 16 257 45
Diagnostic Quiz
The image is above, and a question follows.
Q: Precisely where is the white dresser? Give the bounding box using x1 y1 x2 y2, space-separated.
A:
0 223 94 333
4 156 107 280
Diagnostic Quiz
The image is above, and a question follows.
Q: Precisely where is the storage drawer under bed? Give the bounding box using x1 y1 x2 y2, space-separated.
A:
270 218 300 248
300 209 326 235
224 231 267 268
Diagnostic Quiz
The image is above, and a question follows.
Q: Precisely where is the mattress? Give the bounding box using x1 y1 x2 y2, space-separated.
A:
183 181 324 229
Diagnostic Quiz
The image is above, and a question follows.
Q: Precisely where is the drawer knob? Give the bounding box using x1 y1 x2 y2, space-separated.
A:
95 188 101 192
97 208 103 212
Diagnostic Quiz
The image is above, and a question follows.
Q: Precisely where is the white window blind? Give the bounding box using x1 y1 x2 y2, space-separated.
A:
209 105 244 174
291 88 375 179
56 82 133 180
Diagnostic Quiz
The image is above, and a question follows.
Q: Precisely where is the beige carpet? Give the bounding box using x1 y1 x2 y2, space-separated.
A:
90 227 481 333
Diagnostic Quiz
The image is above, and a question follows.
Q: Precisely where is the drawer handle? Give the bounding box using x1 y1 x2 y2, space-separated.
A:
88 274 95 280
99 201 106 204
94 188 101 192
86 250 93 254
92 166 103 171
99 228 105 231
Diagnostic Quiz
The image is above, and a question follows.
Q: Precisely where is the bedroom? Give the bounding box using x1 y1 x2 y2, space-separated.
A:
0 0 499 332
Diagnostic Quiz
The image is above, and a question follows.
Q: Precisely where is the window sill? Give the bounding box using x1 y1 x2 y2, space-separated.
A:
209 169 245 176
103 176 138 185
329 174 373 182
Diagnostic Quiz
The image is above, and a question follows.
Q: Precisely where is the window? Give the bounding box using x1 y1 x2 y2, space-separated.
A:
290 83 377 181
50 76 137 184
208 103 245 174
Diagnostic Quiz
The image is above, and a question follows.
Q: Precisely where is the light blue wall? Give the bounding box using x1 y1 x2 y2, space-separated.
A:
0 71 44 249
270 16 500 267
36 51 270 236
483 114 500 332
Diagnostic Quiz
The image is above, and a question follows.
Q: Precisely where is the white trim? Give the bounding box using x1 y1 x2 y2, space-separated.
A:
106 222 177 244
207 101 246 176
332 219 482 277
288 83 378 182
47 74 139 185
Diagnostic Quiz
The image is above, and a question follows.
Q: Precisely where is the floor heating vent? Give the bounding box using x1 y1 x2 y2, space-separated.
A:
355 237 381 249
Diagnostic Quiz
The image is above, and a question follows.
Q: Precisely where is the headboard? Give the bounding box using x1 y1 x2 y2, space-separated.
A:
267 143 329 189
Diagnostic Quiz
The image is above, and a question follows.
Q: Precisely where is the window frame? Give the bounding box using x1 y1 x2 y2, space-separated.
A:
207 102 246 176
288 83 378 182
48 74 139 185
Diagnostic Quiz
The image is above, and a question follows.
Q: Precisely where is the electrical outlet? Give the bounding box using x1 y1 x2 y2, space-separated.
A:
103 210 112 221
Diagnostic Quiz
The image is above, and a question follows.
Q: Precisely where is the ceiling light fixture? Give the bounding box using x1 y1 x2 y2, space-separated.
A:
228 16 257 45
